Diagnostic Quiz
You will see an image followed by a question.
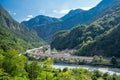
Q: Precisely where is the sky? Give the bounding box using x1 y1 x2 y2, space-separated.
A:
0 0 102 22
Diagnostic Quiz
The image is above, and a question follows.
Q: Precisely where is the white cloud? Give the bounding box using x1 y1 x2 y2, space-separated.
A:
38 10 45 14
8 11 16 15
27 15 33 18
25 15 33 21
53 9 71 14
13 12 16 15
81 7 93 10
8 11 11 14
59 9 70 14
53 10 57 13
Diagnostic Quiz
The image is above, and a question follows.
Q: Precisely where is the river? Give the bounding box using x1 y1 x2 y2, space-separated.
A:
52 64 120 75
26 47 120 75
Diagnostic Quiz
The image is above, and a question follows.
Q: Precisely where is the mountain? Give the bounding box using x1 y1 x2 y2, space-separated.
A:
0 5 45 52
61 9 84 20
76 0 120 57
51 25 87 50
22 15 61 28
22 15 61 42
77 24 120 57
51 0 120 57
22 0 116 43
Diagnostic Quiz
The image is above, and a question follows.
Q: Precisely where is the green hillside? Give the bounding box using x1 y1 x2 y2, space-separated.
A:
76 24 120 57
51 0 120 57
0 5 45 52
0 26 30 52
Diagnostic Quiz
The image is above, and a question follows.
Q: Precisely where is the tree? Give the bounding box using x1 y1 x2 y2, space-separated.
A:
103 72 110 80
0 69 11 80
3 48 18 74
3 48 28 77
42 58 53 80
63 67 68 72
92 75 97 80
93 70 102 78
110 56 117 66
26 61 41 80
112 74 118 80
42 47 48 53
99 56 103 63
0 50 4 68
42 58 53 69
13 76 29 80
93 55 100 63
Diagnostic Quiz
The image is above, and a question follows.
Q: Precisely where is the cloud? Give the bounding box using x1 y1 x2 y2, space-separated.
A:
27 15 33 18
13 12 16 15
25 15 33 21
59 9 70 14
8 11 11 14
38 10 45 14
53 9 71 14
53 10 57 13
81 7 93 10
8 11 16 15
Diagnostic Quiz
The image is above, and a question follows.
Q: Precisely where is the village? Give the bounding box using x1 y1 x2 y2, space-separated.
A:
25 45 93 64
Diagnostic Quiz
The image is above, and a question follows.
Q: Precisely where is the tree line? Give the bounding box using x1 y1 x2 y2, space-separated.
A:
1 48 120 80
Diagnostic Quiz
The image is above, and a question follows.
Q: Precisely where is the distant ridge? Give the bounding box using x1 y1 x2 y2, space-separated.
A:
22 0 116 43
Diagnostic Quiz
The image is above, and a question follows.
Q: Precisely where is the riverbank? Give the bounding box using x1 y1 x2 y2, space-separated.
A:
34 60 120 75
52 64 120 75
26 47 120 69
29 60 120 75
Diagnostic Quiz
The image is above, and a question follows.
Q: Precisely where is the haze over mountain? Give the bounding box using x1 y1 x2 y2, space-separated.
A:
22 0 116 43
51 0 120 57
0 5 45 52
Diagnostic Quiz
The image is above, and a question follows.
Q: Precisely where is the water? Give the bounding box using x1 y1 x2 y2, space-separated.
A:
52 64 120 75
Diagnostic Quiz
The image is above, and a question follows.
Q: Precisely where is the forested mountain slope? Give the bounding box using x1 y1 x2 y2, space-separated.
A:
22 0 116 43
76 24 120 57
51 0 120 57
22 15 61 28
0 5 45 52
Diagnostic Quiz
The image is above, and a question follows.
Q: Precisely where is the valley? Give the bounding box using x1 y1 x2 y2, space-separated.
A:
1 0 120 80
26 46 120 67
